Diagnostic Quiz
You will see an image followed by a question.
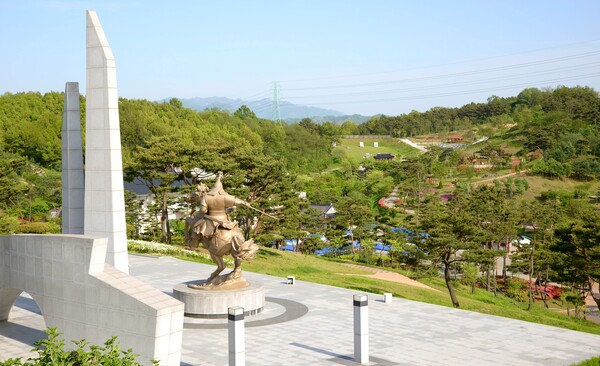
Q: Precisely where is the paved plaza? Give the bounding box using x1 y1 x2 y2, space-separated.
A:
2 254 600 365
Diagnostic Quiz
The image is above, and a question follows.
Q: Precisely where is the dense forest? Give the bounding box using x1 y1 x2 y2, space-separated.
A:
0 85 599 309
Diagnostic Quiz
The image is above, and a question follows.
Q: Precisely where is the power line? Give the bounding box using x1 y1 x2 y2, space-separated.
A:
203 45 600 117
278 39 600 84
284 62 600 100
285 73 600 106
281 50 600 92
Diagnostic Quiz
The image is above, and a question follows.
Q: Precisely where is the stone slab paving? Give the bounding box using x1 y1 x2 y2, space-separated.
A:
2 254 600 365
0 295 45 362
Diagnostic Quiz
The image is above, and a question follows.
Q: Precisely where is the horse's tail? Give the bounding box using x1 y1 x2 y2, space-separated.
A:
232 233 258 261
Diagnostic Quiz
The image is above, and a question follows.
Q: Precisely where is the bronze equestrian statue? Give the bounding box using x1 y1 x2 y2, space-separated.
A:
184 172 259 289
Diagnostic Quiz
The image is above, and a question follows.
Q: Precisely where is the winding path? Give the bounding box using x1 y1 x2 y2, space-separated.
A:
399 137 428 152
472 170 529 186
378 185 400 209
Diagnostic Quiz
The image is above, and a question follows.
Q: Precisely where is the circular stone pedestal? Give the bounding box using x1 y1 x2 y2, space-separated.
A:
173 281 265 318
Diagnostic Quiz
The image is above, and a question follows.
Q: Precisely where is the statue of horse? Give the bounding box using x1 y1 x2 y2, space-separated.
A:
184 183 258 288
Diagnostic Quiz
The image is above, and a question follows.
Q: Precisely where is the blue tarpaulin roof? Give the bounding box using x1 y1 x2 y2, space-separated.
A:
373 242 391 251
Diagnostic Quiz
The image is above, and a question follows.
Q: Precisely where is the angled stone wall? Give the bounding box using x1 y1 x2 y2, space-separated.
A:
0 235 183 365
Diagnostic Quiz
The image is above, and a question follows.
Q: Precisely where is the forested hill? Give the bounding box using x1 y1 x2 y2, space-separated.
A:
171 96 353 121
285 114 372 124
355 86 600 180
0 94 336 174
356 86 600 138
0 92 339 235
0 85 599 236
1 86 599 178
2 87 599 315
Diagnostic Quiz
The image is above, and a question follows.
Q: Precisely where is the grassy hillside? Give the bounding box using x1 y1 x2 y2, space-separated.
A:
401 126 600 207
244 248 600 335
336 137 421 162
517 175 600 201
467 173 600 199
131 242 600 336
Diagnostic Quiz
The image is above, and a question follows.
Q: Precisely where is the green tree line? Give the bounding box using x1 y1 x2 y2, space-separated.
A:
1 86 599 312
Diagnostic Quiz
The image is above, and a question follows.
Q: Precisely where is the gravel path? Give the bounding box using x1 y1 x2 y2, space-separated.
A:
342 263 438 291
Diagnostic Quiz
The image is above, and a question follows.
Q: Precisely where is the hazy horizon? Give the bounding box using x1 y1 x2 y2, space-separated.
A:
3 1 600 116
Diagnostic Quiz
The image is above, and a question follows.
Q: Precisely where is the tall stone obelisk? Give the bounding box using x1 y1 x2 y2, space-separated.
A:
85 10 128 273
62 82 85 235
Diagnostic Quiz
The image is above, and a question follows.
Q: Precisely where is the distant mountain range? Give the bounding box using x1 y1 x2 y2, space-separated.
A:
162 97 371 124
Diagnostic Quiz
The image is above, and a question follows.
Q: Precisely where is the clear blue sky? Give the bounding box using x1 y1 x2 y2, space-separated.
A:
2 0 600 116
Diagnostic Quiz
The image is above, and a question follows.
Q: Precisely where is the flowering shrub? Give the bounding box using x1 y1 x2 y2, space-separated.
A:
127 240 233 265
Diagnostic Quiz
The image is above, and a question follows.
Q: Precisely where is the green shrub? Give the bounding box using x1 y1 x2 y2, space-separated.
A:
29 197 50 216
14 221 60 234
503 278 528 302
459 264 479 289
0 327 155 365
0 215 21 234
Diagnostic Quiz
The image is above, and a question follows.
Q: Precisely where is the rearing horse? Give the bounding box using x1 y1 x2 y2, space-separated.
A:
184 182 258 287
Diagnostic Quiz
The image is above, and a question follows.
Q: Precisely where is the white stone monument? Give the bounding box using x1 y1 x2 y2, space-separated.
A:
62 82 84 235
374 142 378 147
359 141 364 147
84 10 128 273
1 10 185 366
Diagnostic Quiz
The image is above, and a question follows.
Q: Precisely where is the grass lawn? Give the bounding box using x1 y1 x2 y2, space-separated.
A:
518 175 600 202
249 249 600 335
130 242 600 336
571 356 600 366
336 137 421 162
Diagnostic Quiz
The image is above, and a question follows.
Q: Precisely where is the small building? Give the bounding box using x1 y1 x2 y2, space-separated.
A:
447 135 464 143
374 153 395 160
510 157 521 169
425 176 439 186
310 203 337 219
469 155 493 170
511 234 532 252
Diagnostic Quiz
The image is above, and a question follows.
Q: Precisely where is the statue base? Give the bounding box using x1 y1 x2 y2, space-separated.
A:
173 281 265 318
188 271 249 290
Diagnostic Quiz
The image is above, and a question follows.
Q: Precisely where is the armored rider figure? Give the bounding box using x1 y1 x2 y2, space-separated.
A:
195 171 249 240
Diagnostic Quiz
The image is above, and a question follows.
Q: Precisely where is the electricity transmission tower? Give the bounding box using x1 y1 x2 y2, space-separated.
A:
272 81 282 122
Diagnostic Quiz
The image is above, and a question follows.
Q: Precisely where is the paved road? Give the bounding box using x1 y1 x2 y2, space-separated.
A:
2 254 600 365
